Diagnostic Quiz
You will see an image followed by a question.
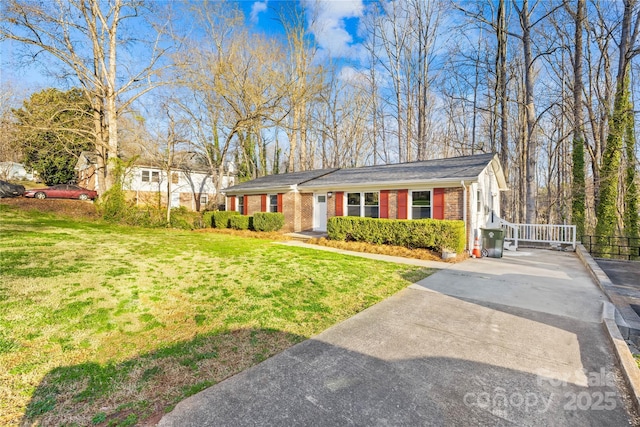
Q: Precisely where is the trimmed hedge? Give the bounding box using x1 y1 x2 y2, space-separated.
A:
212 211 240 228
229 215 253 230
327 217 466 253
253 212 285 232
202 211 215 228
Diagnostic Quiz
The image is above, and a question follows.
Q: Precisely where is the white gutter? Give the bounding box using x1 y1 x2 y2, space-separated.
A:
461 180 469 253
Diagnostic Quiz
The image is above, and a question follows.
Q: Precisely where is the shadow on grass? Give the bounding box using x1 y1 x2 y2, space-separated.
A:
399 267 436 284
22 328 305 427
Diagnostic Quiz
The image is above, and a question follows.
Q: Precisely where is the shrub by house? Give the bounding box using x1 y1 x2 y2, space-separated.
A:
327 217 466 254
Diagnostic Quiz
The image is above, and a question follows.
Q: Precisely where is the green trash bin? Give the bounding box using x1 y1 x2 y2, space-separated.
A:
481 228 505 258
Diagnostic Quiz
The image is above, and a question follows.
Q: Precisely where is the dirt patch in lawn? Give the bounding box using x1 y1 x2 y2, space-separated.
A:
0 197 99 220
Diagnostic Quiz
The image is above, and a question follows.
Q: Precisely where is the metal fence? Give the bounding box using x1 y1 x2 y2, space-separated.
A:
581 235 640 261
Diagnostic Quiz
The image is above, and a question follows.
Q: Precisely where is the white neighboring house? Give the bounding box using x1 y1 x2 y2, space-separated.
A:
0 162 36 181
75 152 235 211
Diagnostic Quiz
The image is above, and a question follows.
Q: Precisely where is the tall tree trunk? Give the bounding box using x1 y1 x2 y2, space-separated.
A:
518 0 538 224
623 100 639 237
497 0 509 218
288 106 298 172
596 0 639 242
571 0 586 238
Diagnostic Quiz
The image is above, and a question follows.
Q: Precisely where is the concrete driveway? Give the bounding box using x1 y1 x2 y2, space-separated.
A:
159 249 638 426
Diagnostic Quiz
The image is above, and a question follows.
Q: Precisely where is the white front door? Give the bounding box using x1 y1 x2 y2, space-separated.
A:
314 193 328 232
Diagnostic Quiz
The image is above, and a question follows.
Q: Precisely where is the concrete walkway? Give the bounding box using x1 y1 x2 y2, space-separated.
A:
159 249 638 426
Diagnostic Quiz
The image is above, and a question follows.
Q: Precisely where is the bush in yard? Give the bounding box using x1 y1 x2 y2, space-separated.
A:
252 212 285 232
229 215 253 230
170 206 204 230
202 211 215 228
97 160 131 223
212 211 240 228
327 217 465 254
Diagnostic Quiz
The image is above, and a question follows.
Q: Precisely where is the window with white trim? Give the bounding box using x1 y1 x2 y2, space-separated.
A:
269 194 278 212
347 192 361 216
143 170 160 183
200 194 208 206
411 190 431 219
237 196 244 213
364 192 379 218
346 192 379 218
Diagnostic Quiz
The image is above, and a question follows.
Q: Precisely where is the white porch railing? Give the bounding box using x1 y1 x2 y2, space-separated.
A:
493 213 577 250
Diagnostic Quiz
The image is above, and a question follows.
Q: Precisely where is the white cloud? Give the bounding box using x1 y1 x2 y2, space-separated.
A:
303 0 364 59
250 1 268 24
338 66 366 83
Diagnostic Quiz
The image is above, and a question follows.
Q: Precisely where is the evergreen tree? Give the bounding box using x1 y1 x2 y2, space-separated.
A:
12 88 93 185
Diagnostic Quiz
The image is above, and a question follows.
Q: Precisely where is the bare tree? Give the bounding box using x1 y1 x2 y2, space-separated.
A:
0 83 23 165
172 2 288 201
1 0 169 193
276 2 325 172
313 70 373 168
569 0 587 237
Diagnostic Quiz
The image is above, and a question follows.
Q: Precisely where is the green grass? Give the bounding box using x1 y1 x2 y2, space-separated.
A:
0 203 432 426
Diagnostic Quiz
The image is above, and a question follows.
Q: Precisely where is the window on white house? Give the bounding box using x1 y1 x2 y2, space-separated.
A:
477 190 481 212
346 192 379 218
151 171 159 183
411 191 431 219
200 194 208 206
237 196 244 213
269 194 278 212
347 193 361 216
141 170 150 182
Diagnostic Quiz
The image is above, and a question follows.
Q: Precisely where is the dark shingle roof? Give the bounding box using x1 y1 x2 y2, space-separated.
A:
224 168 339 194
299 153 497 189
224 153 500 194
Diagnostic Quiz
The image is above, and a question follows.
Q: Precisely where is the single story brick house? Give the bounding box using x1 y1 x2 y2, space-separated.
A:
223 153 508 252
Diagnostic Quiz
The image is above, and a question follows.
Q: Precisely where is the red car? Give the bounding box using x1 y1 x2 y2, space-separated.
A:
23 184 98 200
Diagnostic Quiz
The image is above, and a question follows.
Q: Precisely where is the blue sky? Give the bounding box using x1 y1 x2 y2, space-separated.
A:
1 0 368 99
246 0 366 58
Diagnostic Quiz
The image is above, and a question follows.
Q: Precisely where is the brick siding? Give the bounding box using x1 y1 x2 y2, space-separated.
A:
444 187 464 220
388 191 398 219
300 193 314 231
247 194 261 215
282 192 298 232
327 193 336 219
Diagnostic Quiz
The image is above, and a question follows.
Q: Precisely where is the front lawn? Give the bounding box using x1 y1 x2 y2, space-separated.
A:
0 204 431 426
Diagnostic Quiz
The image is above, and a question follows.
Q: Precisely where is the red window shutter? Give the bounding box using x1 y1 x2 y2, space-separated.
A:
397 190 408 219
261 194 267 212
335 192 344 216
433 188 445 219
230 196 236 211
380 190 389 219
243 196 248 215
277 193 283 213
